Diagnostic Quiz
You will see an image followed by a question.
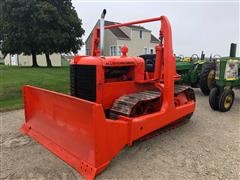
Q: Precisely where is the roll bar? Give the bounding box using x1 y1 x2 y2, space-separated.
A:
91 10 175 109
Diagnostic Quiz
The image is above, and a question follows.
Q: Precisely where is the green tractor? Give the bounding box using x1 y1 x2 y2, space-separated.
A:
208 43 240 112
175 52 208 88
139 52 216 94
176 53 219 96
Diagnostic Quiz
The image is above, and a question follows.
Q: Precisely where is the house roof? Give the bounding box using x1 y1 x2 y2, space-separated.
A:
105 21 130 40
85 20 160 43
128 25 151 32
151 34 159 43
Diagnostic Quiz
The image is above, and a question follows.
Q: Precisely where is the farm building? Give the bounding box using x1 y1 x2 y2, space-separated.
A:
85 20 159 56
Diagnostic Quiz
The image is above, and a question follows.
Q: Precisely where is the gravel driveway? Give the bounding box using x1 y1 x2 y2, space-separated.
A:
1 89 239 179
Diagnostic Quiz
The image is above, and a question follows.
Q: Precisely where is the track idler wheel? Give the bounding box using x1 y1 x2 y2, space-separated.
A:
129 99 160 117
174 85 196 107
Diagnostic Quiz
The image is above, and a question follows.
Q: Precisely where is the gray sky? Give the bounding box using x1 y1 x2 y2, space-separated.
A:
73 1 239 57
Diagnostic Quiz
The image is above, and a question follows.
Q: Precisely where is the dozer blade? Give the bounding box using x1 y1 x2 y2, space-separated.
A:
20 86 129 179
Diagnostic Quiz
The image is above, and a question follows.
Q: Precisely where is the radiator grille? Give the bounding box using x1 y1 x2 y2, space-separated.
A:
70 65 96 102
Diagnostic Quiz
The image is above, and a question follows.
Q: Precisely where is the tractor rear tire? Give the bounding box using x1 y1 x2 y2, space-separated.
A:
200 62 216 95
218 89 235 112
209 87 219 110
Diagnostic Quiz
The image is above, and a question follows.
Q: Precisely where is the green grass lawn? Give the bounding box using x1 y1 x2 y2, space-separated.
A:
0 65 69 112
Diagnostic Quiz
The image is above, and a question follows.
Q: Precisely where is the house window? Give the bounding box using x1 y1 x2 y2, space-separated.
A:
140 30 143 39
86 48 90 55
110 46 117 56
144 47 148 54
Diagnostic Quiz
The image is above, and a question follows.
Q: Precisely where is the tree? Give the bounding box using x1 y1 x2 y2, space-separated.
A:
0 0 84 67
0 0 5 52
1 0 40 66
34 0 85 67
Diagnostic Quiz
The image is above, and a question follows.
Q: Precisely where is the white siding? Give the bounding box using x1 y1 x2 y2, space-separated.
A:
104 29 119 56
117 30 158 56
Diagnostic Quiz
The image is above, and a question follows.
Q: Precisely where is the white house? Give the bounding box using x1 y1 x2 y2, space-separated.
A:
85 20 160 56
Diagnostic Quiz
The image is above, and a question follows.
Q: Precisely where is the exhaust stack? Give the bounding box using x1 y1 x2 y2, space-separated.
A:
100 9 107 56
200 51 205 60
230 43 237 58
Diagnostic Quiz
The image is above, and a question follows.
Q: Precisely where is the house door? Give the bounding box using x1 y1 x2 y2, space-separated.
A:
10 54 18 66
150 49 154 54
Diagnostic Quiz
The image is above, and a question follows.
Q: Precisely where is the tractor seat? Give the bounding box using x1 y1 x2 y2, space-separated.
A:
140 54 181 80
139 54 156 72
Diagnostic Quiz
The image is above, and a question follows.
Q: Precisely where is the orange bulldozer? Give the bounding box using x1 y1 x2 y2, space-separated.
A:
21 9 195 179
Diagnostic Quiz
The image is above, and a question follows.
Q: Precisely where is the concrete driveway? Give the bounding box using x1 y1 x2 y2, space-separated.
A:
1 89 239 179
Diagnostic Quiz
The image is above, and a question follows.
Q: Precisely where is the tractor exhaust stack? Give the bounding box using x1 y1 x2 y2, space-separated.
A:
201 51 205 60
100 9 107 56
230 43 237 58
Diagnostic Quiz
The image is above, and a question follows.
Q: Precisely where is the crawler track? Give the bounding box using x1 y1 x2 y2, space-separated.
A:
109 85 195 119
